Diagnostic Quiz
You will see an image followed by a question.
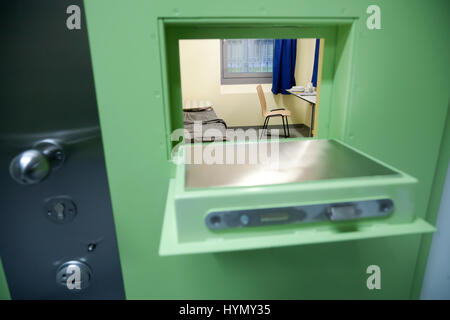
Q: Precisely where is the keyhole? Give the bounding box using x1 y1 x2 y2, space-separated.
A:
54 202 65 220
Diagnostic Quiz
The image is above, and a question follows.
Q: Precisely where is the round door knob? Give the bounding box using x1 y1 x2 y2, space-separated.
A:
9 139 64 185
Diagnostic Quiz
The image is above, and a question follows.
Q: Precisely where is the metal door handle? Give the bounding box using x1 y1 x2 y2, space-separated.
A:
9 139 65 184
327 204 359 221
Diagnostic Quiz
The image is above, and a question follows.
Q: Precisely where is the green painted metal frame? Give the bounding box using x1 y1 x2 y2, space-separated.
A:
411 103 450 298
84 0 450 299
160 18 347 153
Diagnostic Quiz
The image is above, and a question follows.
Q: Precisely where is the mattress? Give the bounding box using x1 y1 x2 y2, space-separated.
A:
183 108 227 143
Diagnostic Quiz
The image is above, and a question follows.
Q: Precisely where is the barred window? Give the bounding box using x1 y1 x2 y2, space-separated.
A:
221 39 274 85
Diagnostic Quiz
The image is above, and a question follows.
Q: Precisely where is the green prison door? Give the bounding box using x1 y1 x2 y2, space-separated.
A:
81 0 449 299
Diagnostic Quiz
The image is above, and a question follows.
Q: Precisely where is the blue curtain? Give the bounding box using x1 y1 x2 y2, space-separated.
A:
311 39 320 87
271 39 297 95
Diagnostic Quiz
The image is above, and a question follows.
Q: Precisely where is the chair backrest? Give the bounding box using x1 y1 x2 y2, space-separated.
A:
256 84 267 116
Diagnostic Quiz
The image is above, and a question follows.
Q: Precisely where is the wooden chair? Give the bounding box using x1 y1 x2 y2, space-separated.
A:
256 84 291 138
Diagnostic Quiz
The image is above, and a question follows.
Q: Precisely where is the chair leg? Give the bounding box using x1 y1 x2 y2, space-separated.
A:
260 117 269 139
281 116 287 137
260 118 266 139
265 116 271 137
285 116 290 137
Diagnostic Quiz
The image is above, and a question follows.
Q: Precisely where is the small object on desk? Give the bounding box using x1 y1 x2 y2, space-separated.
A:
290 85 305 92
305 81 314 93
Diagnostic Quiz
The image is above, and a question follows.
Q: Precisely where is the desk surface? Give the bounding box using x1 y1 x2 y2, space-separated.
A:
286 89 316 104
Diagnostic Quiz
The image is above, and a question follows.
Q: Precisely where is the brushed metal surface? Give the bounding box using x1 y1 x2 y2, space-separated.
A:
185 139 397 189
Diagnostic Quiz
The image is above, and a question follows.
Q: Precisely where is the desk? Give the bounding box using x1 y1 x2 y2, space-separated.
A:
286 89 316 137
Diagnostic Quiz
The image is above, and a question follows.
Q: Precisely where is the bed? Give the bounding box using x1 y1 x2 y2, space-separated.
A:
183 107 227 143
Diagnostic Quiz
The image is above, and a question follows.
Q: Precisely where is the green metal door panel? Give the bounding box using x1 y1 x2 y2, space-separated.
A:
155 236 423 300
84 0 450 299
341 1 450 223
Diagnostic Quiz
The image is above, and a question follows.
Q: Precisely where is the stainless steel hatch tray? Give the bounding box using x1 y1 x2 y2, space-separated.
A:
185 139 397 189
158 139 435 256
